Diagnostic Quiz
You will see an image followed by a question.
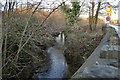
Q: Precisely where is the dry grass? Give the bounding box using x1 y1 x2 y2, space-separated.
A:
64 19 104 77
2 9 55 79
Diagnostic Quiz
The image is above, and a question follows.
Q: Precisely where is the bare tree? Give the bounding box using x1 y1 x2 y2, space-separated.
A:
4 0 8 12
94 1 101 28
91 0 95 30
16 0 18 11
11 1 15 12
89 0 101 31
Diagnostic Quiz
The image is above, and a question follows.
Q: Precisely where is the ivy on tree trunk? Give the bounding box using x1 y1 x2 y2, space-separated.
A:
62 2 80 26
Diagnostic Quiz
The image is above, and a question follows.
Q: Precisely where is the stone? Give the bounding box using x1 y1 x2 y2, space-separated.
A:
80 65 120 78
109 36 119 45
97 59 120 68
100 45 120 59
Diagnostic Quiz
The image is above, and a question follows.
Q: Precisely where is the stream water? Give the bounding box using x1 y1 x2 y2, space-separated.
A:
33 32 68 79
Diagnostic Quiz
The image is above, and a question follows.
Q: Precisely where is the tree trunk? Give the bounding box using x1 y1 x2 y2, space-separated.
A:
21 0 22 13
8 2 12 11
8 0 12 17
91 2 94 20
16 2 18 11
91 1 95 31
4 1 8 12
94 2 101 29
90 1 101 31
12 2 15 12
89 7 92 31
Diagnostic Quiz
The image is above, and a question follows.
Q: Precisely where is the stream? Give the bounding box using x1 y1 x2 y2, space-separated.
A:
33 32 68 79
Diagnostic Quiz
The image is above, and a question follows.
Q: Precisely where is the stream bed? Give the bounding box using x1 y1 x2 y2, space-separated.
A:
33 32 68 79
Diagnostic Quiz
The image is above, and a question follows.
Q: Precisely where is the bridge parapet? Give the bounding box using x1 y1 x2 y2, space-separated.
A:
71 24 120 79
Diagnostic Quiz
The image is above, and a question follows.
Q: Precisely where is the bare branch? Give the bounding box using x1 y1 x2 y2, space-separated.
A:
14 0 43 63
38 2 65 28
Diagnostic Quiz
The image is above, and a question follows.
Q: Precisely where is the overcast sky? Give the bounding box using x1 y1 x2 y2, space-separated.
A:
0 0 119 20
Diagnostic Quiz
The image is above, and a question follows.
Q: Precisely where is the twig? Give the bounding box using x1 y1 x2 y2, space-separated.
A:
3 29 8 64
16 1 65 54
14 6 35 14
9 63 24 79
9 68 24 79
14 0 43 63
14 1 64 63
22 49 41 61
7 40 17 50
77 0 85 17
38 2 65 28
